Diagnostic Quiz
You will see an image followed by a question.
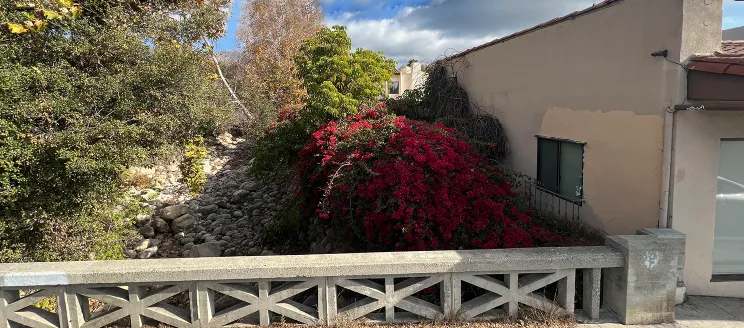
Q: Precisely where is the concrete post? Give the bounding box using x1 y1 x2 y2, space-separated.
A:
581 268 601 322
324 278 337 325
191 281 214 327
504 273 519 317
637 228 687 304
128 285 145 328
61 289 89 328
0 289 19 328
440 273 454 318
604 233 683 325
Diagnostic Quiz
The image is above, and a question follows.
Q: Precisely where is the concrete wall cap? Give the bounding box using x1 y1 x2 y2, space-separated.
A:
0 246 624 288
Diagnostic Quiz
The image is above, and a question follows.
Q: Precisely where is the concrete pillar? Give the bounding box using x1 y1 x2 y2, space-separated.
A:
128 285 145 328
604 232 684 325
384 277 394 322
557 270 576 314
324 278 337 325
504 273 518 317
638 228 687 304
440 273 454 318
191 282 214 327
581 268 601 322
258 281 270 326
0 290 19 328
61 289 89 328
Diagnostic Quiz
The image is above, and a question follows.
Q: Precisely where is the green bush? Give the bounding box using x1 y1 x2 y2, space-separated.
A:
294 25 395 121
252 26 396 174
0 0 233 261
179 137 209 194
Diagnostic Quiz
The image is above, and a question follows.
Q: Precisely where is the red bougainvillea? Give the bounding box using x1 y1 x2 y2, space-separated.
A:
297 105 561 251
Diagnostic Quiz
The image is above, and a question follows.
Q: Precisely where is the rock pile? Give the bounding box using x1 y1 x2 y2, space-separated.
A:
123 133 293 259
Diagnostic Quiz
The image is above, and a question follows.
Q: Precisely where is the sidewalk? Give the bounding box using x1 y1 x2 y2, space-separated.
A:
581 296 744 328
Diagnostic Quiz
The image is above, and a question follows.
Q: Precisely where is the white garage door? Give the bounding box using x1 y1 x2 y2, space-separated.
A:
713 139 744 275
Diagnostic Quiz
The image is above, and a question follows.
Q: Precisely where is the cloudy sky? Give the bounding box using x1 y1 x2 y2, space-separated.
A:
216 0 744 64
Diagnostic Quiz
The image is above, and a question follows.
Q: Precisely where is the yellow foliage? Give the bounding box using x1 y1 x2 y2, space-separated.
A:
43 9 60 19
7 23 28 34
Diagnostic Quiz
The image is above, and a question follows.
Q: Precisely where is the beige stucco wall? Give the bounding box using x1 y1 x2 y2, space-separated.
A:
539 108 664 234
389 63 425 98
451 0 697 235
671 110 744 297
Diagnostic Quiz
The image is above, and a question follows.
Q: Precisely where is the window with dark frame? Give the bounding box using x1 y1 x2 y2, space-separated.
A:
389 81 400 95
536 136 585 202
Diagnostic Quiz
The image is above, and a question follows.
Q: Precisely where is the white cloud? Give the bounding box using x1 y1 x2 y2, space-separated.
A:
327 0 595 65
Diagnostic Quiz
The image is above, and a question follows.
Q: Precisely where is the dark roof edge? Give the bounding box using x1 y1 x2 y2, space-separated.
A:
446 0 626 60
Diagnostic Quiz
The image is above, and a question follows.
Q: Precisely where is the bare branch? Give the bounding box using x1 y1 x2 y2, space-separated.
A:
204 38 254 120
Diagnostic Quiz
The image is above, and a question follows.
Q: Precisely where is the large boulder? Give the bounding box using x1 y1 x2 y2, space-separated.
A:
171 214 196 234
160 204 189 221
189 242 222 258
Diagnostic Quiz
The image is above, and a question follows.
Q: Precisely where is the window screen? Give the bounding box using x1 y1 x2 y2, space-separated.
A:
536 137 584 201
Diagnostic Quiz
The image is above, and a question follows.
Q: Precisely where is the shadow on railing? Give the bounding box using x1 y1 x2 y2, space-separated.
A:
511 176 583 221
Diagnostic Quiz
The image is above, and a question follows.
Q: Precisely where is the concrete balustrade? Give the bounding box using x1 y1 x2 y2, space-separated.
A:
0 230 685 328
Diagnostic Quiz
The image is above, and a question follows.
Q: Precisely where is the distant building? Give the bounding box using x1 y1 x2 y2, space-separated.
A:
386 61 426 99
723 26 744 40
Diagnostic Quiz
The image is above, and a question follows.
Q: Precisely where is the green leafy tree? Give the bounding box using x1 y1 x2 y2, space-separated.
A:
0 0 234 262
294 25 396 123
251 26 395 174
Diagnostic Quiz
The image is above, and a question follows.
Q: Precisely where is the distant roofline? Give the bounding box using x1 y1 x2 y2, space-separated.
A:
447 0 625 60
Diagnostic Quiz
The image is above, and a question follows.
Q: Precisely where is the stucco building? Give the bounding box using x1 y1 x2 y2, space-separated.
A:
447 0 744 298
724 25 744 40
387 61 426 98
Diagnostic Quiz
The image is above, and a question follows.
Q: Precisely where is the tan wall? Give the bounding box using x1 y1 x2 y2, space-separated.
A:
671 110 744 297
539 108 663 234
451 0 693 234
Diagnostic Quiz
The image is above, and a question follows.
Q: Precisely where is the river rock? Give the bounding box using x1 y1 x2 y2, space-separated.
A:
189 242 222 258
153 218 170 233
135 214 152 228
198 204 219 215
136 247 158 259
171 214 196 233
160 204 189 221
138 225 155 238
134 239 151 252
240 182 258 191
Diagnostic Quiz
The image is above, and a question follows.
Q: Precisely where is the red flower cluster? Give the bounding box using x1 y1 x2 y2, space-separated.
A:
297 107 561 251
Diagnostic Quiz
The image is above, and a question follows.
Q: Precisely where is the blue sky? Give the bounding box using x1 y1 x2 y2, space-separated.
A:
216 0 744 64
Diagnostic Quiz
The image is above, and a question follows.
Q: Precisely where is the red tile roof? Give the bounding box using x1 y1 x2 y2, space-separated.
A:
687 55 744 76
721 40 744 55
686 41 744 76
448 0 626 60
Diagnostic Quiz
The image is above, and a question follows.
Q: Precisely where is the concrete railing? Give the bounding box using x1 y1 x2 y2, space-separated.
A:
0 229 684 328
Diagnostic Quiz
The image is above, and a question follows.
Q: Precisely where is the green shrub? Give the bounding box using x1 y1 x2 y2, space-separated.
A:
252 26 397 175
294 25 396 123
250 107 318 174
179 137 209 194
262 203 304 250
0 0 233 261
